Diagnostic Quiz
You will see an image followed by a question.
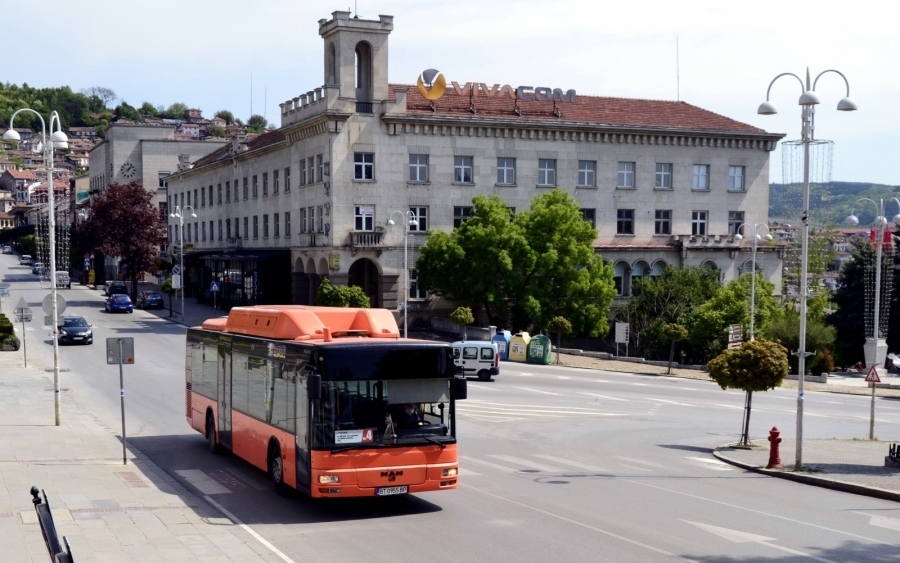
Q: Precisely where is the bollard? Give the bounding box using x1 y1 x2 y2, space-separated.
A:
766 426 783 469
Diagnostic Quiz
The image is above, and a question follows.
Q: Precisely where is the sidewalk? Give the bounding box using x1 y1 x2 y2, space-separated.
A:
0 351 283 562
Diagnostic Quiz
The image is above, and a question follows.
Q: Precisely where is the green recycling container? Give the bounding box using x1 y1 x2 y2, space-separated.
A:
526 334 552 364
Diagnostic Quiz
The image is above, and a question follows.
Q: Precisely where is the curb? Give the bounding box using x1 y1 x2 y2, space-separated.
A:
713 446 900 503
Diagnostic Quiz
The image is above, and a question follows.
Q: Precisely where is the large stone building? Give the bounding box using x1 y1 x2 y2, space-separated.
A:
163 10 785 322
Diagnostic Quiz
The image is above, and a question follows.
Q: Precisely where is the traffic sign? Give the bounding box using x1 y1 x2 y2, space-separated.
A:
865 365 881 384
210 282 220 292
171 274 182 289
172 266 181 275
42 294 67 316
107 338 135 365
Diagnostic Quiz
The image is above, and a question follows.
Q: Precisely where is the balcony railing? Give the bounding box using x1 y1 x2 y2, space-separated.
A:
356 101 374 114
349 231 384 247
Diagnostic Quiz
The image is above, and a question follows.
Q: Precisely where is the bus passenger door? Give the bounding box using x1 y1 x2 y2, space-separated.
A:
217 343 233 449
294 374 310 496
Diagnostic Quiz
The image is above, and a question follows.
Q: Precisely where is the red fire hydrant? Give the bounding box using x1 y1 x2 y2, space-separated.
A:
766 426 783 469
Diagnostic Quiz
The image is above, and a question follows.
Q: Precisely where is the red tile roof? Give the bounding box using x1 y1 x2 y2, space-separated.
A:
390 84 763 133
5 169 38 180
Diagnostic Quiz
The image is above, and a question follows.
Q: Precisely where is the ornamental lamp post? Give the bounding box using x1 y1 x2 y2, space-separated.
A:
387 210 419 338
757 67 857 470
4 109 69 426
733 223 773 341
169 205 196 322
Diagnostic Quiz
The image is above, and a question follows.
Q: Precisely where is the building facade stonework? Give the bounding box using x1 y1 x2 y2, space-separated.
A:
163 10 786 320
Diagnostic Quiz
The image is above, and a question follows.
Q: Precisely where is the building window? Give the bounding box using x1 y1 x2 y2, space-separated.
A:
308 157 315 183
655 210 672 235
226 218 231 239
273 213 280 238
354 152 374 180
729 166 745 191
262 172 268 196
253 216 259 239
307 207 315 233
300 208 307 233
581 208 596 229
233 179 239 201
317 155 324 182
284 212 291 237
692 211 708 236
537 159 556 186
410 269 429 300
409 154 429 182
409 207 428 231
217 183 222 204
728 211 745 236
252 175 258 198
453 206 474 228
317 206 324 232
617 162 635 188
299 160 307 186
613 263 625 296
273 169 279 194
655 163 673 189
497 157 516 185
578 160 596 187
186 222 192 242
201 188 206 207
617 209 634 235
234 218 240 238
262 214 268 238
693 165 710 190
217 219 222 241
242 177 248 200
284 167 291 192
454 156 473 183
202 222 207 241
355 205 374 231
225 181 231 203
243 217 248 239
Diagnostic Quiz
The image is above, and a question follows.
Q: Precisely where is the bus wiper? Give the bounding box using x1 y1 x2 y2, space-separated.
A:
404 435 447 449
330 443 386 454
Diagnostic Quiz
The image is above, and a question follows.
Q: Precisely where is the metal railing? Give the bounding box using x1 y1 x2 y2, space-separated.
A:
349 231 384 247
356 101 374 114
31 486 74 563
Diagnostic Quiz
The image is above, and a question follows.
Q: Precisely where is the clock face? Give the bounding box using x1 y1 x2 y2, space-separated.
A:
120 162 136 179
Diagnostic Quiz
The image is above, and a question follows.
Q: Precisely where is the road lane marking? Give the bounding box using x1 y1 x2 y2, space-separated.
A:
459 455 518 473
458 467 482 477
647 397 692 406
533 454 610 473
616 456 667 469
175 469 230 495
203 495 295 563
682 520 839 563
489 455 568 472
684 457 734 471
513 387 561 396
578 392 630 402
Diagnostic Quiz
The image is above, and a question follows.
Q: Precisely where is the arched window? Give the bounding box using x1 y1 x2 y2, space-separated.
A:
326 42 337 85
354 41 373 102
650 261 666 278
614 263 625 296
631 262 648 288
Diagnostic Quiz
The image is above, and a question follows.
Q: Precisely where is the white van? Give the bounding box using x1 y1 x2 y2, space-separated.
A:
452 341 500 381
55 271 71 289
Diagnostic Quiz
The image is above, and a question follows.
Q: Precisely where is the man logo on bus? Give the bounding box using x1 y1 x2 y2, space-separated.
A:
381 470 403 481
417 69 446 101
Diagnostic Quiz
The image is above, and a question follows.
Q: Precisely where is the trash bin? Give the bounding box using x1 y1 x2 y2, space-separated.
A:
492 330 512 361
508 332 531 363
527 334 552 365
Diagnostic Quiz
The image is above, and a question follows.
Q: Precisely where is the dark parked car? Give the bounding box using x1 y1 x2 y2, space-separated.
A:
137 291 164 310
106 281 128 296
105 294 134 314
58 316 93 345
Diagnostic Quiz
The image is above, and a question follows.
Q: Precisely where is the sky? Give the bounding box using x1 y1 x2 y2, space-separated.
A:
6 0 899 185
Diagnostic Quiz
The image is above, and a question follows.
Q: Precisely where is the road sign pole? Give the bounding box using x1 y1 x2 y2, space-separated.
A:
118 339 127 465
21 315 27 368
870 382 877 440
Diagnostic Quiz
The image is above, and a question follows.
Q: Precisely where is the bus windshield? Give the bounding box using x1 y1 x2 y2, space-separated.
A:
313 378 454 449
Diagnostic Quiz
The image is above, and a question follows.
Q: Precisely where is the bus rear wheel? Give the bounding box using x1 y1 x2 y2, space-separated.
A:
206 413 220 454
268 442 287 497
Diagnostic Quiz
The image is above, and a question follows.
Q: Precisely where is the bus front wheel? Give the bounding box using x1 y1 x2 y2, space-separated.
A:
268 442 287 497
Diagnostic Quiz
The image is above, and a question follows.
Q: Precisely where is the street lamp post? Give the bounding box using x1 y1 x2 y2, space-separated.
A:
169 205 196 322
845 198 900 439
4 109 68 426
734 223 773 341
757 68 857 470
387 210 419 338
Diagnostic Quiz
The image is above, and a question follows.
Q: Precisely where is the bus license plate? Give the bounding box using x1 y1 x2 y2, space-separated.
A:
376 486 408 496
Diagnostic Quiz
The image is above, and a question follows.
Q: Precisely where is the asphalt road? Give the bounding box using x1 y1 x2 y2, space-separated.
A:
4 255 900 561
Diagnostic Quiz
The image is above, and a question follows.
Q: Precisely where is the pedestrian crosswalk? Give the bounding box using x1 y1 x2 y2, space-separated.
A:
455 399 636 422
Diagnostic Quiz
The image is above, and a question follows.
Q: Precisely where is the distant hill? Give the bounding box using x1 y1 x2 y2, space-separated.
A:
769 181 900 227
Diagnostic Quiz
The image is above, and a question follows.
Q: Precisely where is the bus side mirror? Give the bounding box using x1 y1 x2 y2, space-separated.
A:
307 373 321 400
454 377 467 401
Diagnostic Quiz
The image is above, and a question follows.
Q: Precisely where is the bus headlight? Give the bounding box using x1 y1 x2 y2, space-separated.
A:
442 468 458 478
318 475 340 484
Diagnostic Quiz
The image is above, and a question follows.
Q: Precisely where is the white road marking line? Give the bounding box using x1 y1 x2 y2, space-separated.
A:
591 379 611 383
458 467 482 477
489 455 568 472
506 372 534 377
714 403 742 409
685 457 734 471
513 386 561 396
533 454 610 473
578 392 630 402
647 397 692 406
203 495 295 563
616 456 668 469
459 455 518 473
631 383 650 386
175 469 230 495
555 375 571 380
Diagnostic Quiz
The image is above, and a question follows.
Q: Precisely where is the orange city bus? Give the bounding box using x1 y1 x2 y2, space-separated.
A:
184 305 467 498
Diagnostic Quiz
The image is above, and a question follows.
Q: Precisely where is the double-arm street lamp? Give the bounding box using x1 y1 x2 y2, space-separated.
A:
734 223 772 341
4 109 69 426
387 210 419 338
169 205 196 322
757 68 857 470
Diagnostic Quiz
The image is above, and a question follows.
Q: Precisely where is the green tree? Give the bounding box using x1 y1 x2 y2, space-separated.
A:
827 241 883 366
139 102 158 118
114 101 140 121
659 322 688 374
417 189 615 336
74 181 167 302
215 110 235 124
80 86 117 108
707 339 789 446
247 114 268 132
450 306 474 341
547 316 573 364
207 124 225 138
160 277 178 317
767 305 836 374
621 266 721 357
315 278 370 308
160 102 188 119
